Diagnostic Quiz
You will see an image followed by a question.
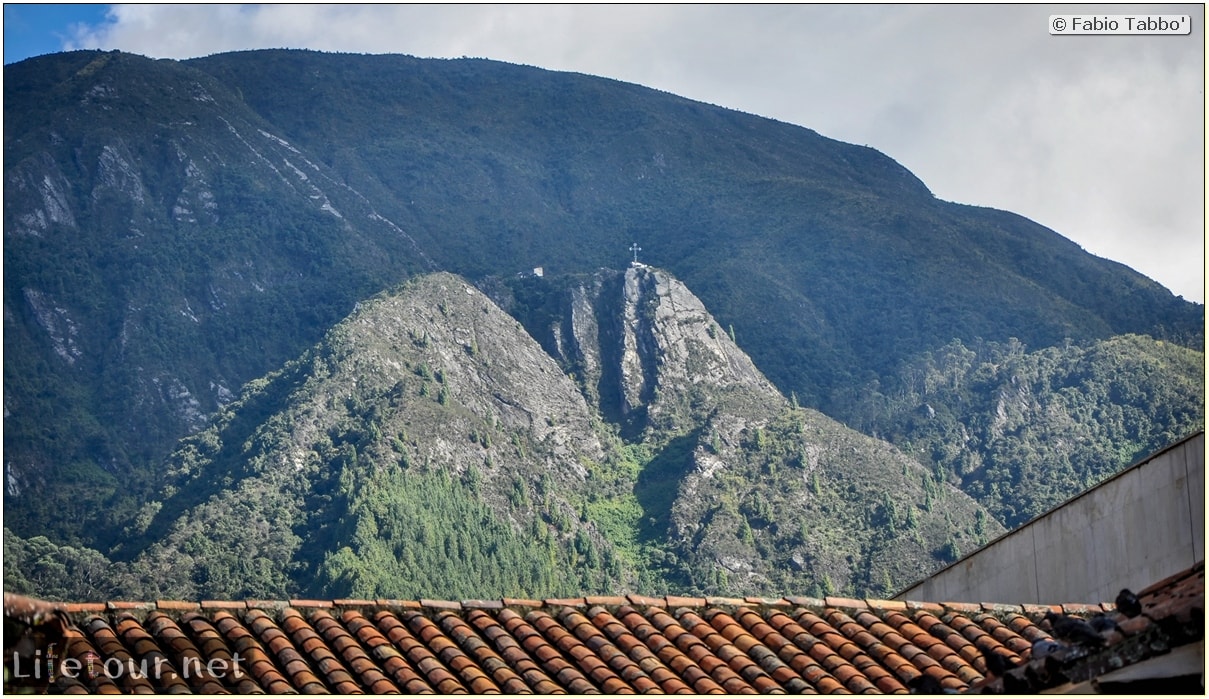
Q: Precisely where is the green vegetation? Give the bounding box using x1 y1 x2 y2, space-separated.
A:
315 467 588 599
840 335 1205 527
2 49 1203 601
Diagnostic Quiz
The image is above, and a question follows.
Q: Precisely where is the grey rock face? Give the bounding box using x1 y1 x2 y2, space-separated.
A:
537 265 783 438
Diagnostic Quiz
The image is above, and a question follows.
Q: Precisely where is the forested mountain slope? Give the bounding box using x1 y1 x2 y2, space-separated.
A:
841 335 1205 527
3 50 1201 595
6 269 1001 600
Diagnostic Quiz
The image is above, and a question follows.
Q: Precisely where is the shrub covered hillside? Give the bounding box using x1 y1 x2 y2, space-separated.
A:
5 270 1002 601
4 49 1201 599
838 335 1204 528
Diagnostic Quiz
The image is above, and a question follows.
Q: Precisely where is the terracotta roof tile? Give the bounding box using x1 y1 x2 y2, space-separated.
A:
976 613 1031 657
367 676 397 694
625 594 666 608
332 598 375 607
460 607 541 690
613 605 721 694
980 602 1023 615
585 595 628 606
247 599 294 611
105 601 154 612
563 607 658 690
199 600 247 610
542 597 587 608
309 608 398 692
62 603 109 614
783 595 825 607
6 561 1201 695
904 599 945 613
288 599 334 609
761 609 868 692
823 596 868 611
666 595 707 608
866 598 907 611
499 607 596 693
683 609 774 690
144 612 233 693
742 596 789 607
645 606 748 693
721 610 813 693
419 599 462 611
1117 614 1151 636
460 598 504 610
501 597 543 608
1021 602 1061 616
706 596 748 607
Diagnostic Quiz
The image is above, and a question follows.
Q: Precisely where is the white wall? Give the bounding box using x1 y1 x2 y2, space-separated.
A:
897 432 1205 604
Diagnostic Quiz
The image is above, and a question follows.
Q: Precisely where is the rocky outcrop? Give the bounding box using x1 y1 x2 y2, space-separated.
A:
615 265 782 424
8 266 1004 601
525 265 783 438
493 266 1002 596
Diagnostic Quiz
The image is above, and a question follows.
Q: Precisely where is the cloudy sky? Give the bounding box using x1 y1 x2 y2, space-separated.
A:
5 4 1205 302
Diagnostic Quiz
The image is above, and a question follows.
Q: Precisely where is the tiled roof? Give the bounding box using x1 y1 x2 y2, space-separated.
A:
967 561 1205 693
4 563 1202 695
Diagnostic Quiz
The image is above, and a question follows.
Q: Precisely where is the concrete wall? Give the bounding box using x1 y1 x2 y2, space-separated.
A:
897 432 1204 604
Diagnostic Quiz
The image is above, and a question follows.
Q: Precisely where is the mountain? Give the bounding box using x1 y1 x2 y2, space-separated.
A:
6 268 1000 601
3 49 1202 596
839 334 1205 527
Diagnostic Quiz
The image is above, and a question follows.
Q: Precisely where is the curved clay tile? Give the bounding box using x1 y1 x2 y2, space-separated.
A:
558 607 654 692
464 609 560 694
179 612 263 694
841 608 958 690
70 617 135 694
211 611 292 693
614 606 724 694
373 611 465 693
528 609 632 693
645 607 753 694
404 611 498 693
794 609 908 690
495 607 596 694
792 610 863 662
770 609 889 693
14 562 1202 696
112 614 192 693
584 605 693 694
52 638 110 695
1002 612 1044 641
976 614 1033 658
434 611 531 694
702 608 805 693
306 609 398 693
943 611 1026 676
341 610 432 693
242 608 329 693
718 625 811 691
910 610 983 668
141 611 229 693
735 608 841 693
277 609 362 692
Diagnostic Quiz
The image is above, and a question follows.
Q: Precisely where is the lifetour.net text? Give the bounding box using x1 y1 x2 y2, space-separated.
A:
10 644 245 684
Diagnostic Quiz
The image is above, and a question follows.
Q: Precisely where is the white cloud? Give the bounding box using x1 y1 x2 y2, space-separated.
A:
63 3 1205 301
